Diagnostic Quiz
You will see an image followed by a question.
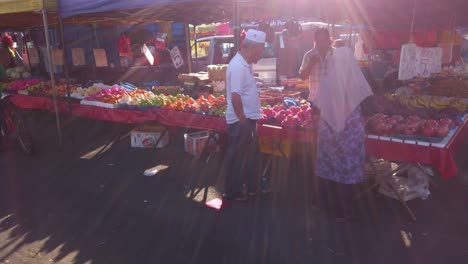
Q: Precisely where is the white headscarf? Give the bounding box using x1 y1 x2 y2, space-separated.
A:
313 47 373 132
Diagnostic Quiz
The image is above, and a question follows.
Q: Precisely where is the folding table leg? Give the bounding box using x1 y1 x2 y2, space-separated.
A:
388 180 417 221
416 162 438 188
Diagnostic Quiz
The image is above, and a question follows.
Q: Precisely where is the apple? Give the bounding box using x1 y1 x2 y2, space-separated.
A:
421 125 435 137
426 119 439 128
393 115 404 123
273 105 283 113
374 113 387 119
439 118 453 127
289 106 301 115
436 124 449 138
403 127 417 135
408 115 421 122
258 114 268 124
275 110 287 122
394 123 407 134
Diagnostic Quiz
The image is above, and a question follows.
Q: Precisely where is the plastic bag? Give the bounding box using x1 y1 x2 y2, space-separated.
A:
378 164 431 202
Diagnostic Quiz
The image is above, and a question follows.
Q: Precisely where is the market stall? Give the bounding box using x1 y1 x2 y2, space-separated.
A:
0 0 63 145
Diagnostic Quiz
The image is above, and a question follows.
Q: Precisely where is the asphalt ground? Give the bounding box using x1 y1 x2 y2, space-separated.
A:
0 111 467 264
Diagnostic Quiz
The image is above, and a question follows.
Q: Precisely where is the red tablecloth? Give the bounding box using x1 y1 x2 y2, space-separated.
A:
257 124 316 143
8 94 466 179
366 119 467 180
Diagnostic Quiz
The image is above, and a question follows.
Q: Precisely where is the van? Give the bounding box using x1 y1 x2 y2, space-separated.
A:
191 35 278 84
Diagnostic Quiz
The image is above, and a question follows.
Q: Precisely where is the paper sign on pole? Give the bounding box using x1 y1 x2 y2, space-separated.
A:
170 46 184 69
52 49 64 65
93 48 108 67
28 47 40 65
72 48 86 66
398 43 418 80
142 44 154 65
398 43 442 80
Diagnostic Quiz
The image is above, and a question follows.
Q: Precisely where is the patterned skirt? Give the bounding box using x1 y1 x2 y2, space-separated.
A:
315 106 367 184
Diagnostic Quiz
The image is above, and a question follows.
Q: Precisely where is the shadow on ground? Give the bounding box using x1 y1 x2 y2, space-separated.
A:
0 111 467 264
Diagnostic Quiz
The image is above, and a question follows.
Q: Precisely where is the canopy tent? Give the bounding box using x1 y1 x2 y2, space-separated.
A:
59 0 231 26
0 0 58 29
238 0 468 29
316 0 468 29
0 0 62 146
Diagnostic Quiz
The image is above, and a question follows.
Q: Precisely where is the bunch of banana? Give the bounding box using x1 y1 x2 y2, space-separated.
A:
428 97 452 109
451 99 468 112
407 95 432 108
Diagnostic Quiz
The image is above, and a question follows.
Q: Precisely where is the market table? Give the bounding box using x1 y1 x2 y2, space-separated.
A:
7 94 467 180
365 116 468 180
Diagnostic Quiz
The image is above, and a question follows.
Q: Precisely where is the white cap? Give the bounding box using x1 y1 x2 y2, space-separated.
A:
245 29 266 44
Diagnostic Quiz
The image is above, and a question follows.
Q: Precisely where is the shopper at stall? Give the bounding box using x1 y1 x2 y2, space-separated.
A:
224 29 266 201
299 28 333 101
300 28 373 220
0 33 15 70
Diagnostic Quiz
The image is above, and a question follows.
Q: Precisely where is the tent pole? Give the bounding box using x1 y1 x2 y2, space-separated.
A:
185 23 192 73
194 25 199 71
233 0 240 53
59 17 72 115
42 9 63 148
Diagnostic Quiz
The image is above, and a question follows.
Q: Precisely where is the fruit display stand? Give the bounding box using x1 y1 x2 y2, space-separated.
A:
5 91 467 185
366 113 468 181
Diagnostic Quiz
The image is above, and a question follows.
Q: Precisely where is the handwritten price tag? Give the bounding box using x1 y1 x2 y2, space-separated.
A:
170 46 184 69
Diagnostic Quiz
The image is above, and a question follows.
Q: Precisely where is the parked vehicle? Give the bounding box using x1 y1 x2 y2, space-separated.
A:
191 35 278 84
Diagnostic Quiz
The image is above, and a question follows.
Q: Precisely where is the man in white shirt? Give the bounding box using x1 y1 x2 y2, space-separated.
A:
224 29 265 201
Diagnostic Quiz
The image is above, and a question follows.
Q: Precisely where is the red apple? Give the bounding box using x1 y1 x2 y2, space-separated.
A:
421 125 435 137
403 127 417 135
301 105 310 111
393 115 404 123
439 118 453 127
436 124 449 138
273 105 283 113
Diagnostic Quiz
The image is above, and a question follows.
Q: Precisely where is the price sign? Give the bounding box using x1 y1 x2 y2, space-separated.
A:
26 47 39 65
398 43 442 80
142 44 154 65
72 48 85 66
93 48 108 67
170 46 184 69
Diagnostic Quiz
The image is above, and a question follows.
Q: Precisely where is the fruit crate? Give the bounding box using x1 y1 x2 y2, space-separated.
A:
258 136 293 158
184 131 210 156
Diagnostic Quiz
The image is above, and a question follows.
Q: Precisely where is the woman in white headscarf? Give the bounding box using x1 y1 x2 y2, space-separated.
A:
312 44 373 221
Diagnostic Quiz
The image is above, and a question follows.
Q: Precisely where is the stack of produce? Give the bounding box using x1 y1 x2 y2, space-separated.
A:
7 79 48 93
259 102 320 130
161 94 227 117
83 86 127 104
384 94 468 113
5 66 31 79
119 90 158 107
28 82 78 97
71 85 103 99
366 113 459 139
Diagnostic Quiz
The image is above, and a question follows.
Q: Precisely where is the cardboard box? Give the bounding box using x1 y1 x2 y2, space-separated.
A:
131 125 169 149
184 131 210 156
258 136 293 158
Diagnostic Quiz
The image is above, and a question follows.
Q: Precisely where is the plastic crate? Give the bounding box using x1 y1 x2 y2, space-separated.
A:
184 131 210 156
258 136 293 158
